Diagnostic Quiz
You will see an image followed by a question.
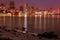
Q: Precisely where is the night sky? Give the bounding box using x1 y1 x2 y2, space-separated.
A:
0 0 60 9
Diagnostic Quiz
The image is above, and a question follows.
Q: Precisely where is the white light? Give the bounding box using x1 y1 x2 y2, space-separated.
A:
23 14 27 33
19 12 21 17
7 13 11 16
44 11 48 15
35 11 43 15
25 14 27 17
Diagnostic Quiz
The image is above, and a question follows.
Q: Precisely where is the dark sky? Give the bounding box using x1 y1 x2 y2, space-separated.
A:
0 0 60 9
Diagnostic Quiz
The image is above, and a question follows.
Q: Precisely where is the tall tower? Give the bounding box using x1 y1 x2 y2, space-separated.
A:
24 3 29 14
9 1 15 9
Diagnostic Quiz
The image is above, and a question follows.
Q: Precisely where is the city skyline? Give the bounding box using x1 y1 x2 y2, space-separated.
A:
0 0 60 9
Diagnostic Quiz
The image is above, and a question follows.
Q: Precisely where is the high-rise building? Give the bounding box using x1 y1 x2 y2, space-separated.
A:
9 1 15 9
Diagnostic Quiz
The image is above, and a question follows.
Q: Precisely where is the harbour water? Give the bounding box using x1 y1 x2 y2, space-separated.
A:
0 14 60 35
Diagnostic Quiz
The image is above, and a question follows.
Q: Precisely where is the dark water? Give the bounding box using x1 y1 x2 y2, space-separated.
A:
0 15 60 34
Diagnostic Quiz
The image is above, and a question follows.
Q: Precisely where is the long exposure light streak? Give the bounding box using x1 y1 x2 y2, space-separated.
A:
13 13 14 28
57 14 60 34
43 13 46 32
9 13 12 28
49 11 55 31
56 14 58 32
39 14 42 33
24 14 27 33
47 13 50 32
19 13 21 27
52 13 55 32
35 15 37 33
3 14 5 26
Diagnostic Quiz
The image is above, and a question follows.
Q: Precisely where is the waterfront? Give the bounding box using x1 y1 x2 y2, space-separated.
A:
0 14 60 35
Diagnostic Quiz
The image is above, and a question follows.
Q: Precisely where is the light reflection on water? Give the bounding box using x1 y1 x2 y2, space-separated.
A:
0 15 60 33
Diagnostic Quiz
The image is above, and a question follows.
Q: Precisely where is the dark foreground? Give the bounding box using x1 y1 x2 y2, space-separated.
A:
0 26 60 40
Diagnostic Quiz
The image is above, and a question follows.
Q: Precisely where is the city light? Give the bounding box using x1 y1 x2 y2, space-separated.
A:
0 2 60 16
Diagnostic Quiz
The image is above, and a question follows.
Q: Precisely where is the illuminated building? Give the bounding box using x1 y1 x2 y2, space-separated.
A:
29 6 35 15
14 9 20 15
0 3 6 13
56 9 60 14
47 8 54 14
